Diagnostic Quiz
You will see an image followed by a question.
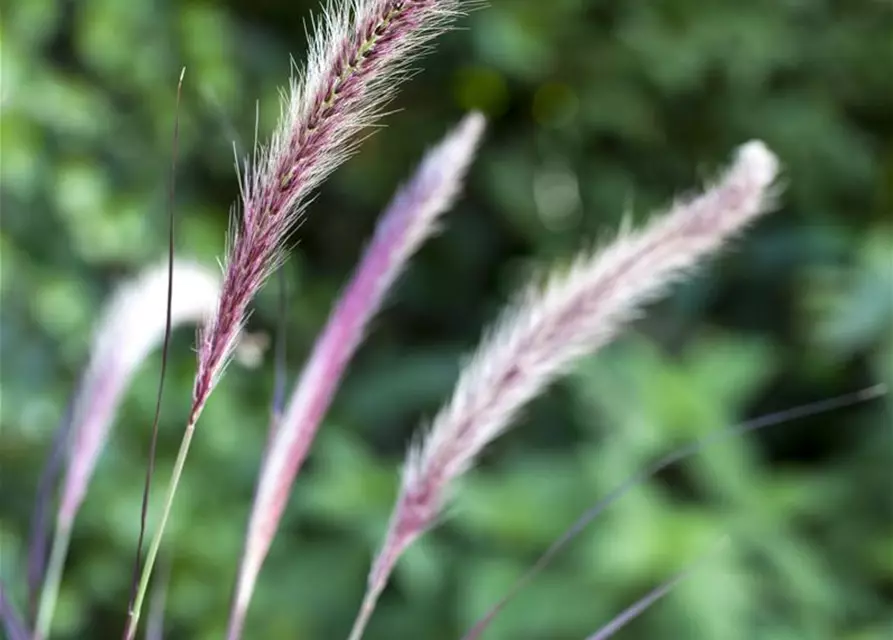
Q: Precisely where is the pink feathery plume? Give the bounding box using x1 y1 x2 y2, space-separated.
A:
194 0 470 419
34 261 220 639
226 112 485 640
58 263 220 530
352 140 781 639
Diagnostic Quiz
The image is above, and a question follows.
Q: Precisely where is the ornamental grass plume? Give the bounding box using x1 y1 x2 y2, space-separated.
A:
195 0 471 411
349 140 782 639
125 2 473 635
32 261 220 640
226 111 486 640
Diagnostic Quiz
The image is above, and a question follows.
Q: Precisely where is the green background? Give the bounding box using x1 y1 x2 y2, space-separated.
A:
1 0 891 638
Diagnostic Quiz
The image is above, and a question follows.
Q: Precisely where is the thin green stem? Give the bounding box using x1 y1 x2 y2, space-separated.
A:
347 581 386 640
34 520 73 640
123 419 197 640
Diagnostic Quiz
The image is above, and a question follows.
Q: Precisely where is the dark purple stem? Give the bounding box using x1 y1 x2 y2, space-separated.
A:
462 385 887 640
124 69 184 635
588 540 727 640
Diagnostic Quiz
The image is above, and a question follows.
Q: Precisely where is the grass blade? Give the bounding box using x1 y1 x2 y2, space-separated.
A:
462 384 887 639
586 538 729 640
125 66 186 631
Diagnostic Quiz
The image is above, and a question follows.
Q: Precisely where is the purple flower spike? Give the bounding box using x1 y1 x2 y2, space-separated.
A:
226 112 485 640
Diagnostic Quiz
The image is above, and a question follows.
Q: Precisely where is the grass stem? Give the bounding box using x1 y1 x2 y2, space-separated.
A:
34 521 72 640
123 418 197 639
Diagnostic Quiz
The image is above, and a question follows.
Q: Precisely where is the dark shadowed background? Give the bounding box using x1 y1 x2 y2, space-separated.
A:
1 0 891 638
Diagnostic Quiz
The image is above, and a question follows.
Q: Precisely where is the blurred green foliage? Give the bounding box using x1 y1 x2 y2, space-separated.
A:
1 0 891 638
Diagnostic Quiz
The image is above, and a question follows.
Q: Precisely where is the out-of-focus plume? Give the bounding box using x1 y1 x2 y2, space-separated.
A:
226 111 485 640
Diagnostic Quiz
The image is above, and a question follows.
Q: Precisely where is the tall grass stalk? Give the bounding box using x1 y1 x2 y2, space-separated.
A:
32 262 220 640
348 140 781 639
125 2 472 636
227 111 485 639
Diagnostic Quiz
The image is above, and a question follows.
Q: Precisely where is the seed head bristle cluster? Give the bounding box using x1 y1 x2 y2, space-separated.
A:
195 0 467 412
351 141 780 636
404 141 778 514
